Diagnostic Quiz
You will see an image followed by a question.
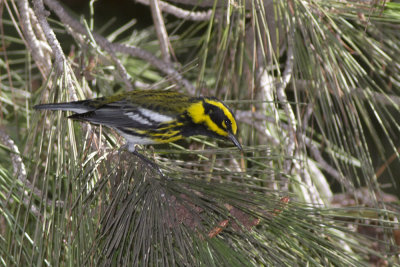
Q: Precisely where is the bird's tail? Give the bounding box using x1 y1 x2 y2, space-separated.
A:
34 100 95 114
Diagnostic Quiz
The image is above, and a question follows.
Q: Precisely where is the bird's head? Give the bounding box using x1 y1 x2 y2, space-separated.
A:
187 98 242 151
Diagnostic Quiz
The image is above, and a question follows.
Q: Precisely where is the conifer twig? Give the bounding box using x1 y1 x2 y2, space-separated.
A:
136 0 212 21
17 0 51 76
32 0 65 73
43 0 195 93
150 0 171 62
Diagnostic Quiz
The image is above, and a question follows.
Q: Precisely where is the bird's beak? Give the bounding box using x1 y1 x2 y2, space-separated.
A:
228 132 243 151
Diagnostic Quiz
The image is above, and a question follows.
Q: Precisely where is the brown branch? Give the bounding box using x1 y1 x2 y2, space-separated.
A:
28 8 46 43
276 27 296 175
136 0 212 21
150 0 171 62
165 0 273 9
32 0 65 73
40 0 133 90
16 0 51 77
43 0 195 93
112 43 195 94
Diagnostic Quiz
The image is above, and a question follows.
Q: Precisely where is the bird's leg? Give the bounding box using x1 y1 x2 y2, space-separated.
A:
125 144 166 178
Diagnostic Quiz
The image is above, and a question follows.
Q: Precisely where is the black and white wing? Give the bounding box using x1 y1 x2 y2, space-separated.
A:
68 100 177 129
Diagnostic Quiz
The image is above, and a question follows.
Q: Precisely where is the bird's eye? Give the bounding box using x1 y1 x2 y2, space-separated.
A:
224 119 230 128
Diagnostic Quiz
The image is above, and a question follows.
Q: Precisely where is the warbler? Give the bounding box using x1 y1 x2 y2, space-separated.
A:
34 90 242 155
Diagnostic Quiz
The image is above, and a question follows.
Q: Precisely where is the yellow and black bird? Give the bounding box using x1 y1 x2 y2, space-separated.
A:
34 90 242 169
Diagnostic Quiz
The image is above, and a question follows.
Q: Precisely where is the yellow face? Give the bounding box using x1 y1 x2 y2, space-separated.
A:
187 98 242 150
